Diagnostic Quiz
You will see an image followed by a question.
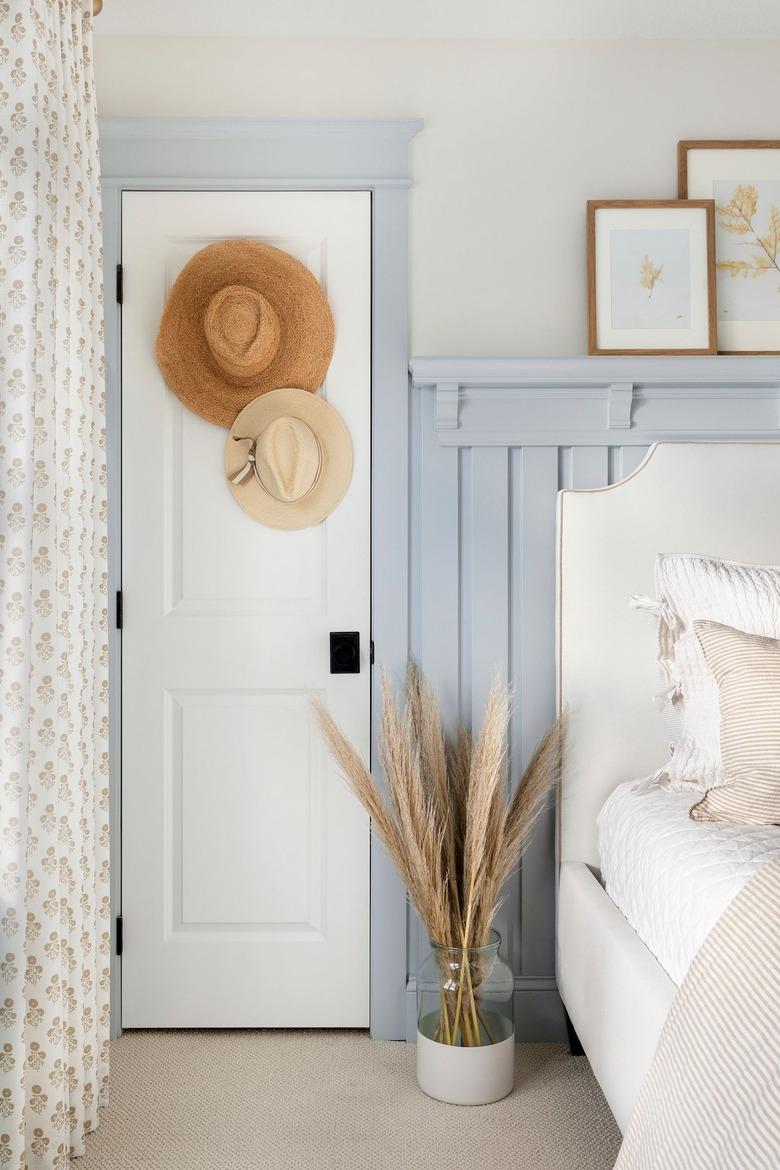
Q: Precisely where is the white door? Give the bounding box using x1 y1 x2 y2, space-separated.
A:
121 191 371 1027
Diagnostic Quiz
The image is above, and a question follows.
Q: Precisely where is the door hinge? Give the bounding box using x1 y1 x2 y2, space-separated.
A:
115 915 123 957
370 640 375 665
115 590 123 630
116 263 123 305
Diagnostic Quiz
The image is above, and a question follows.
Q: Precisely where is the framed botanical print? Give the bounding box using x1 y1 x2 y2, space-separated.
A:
587 200 717 355
679 140 780 353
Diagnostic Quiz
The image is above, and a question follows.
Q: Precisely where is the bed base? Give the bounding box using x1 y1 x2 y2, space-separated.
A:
557 862 677 1133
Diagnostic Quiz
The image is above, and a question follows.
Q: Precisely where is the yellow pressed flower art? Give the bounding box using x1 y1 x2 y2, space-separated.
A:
639 256 664 298
712 179 780 330
680 142 780 348
716 184 780 290
591 198 716 352
609 227 691 331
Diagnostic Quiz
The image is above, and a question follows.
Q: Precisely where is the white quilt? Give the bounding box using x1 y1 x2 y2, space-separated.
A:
598 779 780 986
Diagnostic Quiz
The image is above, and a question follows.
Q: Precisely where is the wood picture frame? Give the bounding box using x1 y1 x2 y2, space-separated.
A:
678 139 780 199
587 199 717 356
678 140 780 354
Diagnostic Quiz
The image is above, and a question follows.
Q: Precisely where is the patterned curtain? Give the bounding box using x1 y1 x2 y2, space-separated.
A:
0 2 109 1167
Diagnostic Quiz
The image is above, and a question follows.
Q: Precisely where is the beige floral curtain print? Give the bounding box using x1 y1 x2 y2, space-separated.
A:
0 2 109 1167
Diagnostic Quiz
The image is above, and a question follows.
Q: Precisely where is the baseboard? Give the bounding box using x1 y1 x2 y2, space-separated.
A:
404 976 567 1043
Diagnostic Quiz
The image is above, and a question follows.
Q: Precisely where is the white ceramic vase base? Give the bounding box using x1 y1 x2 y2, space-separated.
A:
416 1029 515 1105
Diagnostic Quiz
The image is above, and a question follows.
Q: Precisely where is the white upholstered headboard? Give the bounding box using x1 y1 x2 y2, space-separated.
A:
557 441 780 868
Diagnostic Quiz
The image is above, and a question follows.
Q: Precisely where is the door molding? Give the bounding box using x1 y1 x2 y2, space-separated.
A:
101 117 422 1040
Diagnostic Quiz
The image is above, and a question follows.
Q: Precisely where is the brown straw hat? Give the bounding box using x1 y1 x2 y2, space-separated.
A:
156 240 335 428
225 388 353 530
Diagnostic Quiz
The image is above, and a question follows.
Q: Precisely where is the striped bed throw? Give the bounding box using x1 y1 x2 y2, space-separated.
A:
615 858 780 1169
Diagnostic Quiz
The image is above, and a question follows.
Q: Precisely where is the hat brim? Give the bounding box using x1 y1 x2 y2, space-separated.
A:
157 240 335 429
226 389 353 530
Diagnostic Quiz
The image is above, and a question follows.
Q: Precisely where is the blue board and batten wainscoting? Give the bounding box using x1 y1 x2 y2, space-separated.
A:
406 356 780 1041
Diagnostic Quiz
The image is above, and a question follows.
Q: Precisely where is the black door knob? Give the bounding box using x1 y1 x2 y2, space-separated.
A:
330 632 360 674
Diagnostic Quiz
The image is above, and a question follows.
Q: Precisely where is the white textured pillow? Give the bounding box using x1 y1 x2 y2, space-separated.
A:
655 554 780 790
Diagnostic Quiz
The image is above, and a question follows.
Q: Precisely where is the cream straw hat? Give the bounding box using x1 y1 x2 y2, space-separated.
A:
225 388 353 530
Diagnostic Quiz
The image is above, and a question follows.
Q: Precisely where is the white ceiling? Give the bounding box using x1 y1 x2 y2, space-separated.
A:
95 0 780 40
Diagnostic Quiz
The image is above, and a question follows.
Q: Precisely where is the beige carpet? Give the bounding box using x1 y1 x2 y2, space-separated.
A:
78 1031 621 1170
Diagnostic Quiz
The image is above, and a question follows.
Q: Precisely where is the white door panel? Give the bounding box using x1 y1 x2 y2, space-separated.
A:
121 191 371 1026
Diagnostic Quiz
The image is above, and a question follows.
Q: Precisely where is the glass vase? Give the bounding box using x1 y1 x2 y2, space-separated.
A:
416 930 515 1104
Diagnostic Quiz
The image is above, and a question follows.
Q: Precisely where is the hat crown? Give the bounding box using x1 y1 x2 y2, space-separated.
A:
254 416 322 503
204 284 281 383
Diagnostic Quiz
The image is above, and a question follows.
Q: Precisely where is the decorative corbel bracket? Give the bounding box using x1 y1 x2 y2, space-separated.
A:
607 382 634 430
434 381 460 431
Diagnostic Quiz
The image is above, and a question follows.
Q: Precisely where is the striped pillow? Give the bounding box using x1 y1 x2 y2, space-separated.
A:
690 620 780 825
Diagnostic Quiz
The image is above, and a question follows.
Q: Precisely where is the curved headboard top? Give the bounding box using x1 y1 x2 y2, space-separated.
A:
557 441 780 868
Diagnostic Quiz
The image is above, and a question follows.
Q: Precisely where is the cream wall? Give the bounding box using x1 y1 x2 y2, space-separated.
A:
95 37 780 355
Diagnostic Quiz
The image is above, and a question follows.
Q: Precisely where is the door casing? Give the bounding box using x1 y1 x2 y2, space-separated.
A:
100 117 421 1040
